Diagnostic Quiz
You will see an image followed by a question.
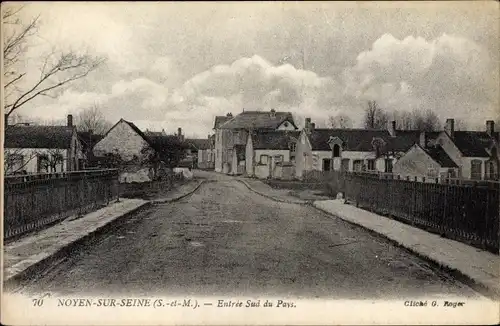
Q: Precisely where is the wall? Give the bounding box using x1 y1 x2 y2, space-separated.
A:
254 164 270 179
5 148 69 174
93 121 149 161
215 129 223 172
311 151 333 171
393 145 441 180
340 151 375 171
462 157 489 180
245 136 254 176
294 131 310 178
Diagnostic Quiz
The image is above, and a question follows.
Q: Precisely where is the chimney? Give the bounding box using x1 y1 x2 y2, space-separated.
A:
270 109 276 118
387 120 396 137
486 120 495 136
419 131 427 148
305 117 311 131
445 119 454 138
310 123 315 132
178 127 182 140
226 112 233 118
67 114 73 127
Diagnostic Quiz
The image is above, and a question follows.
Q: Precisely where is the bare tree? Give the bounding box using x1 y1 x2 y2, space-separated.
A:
364 100 389 129
392 110 413 130
75 104 113 134
410 109 441 131
3 5 106 118
328 114 353 129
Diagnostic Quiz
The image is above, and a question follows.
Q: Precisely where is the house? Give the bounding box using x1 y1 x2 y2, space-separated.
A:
92 118 159 182
213 114 233 173
393 131 459 182
214 109 298 175
4 114 84 174
433 119 499 180
295 118 392 178
186 136 213 169
245 130 300 179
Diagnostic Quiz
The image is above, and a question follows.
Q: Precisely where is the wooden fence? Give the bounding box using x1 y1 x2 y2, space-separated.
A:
4 169 120 240
320 170 499 253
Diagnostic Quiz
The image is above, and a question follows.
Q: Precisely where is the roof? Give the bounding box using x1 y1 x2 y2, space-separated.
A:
307 128 390 151
214 116 232 129
384 131 440 153
77 132 104 152
4 125 75 149
450 131 499 157
186 138 210 150
422 144 459 168
251 130 300 150
144 130 165 137
219 110 297 130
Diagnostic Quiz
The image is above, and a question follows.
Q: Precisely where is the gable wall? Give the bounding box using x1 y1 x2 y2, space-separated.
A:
93 121 149 161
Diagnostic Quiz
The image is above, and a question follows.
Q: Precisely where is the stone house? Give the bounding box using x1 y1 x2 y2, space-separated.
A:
92 118 159 182
433 119 499 180
393 131 459 182
4 114 84 174
245 130 299 179
214 109 297 175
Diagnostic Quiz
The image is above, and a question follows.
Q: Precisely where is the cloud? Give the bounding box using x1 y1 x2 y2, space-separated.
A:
345 33 498 124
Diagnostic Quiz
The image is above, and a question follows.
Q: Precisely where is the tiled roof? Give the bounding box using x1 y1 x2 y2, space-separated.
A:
186 138 211 150
214 116 232 129
308 128 390 151
251 130 300 150
219 110 297 130
144 130 165 137
4 125 74 149
451 131 498 157
423 145 458 168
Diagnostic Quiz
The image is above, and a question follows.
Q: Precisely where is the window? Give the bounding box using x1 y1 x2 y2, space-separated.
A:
341 159 350 172
260 154 269 165
471 160 482 180
367 159 375 171
427 167 437 178
384 159 393 173
7 153 24 173
37 154 49 173
323 158 332 171
333 144 341 157
353 160 364 172
289 142 297 152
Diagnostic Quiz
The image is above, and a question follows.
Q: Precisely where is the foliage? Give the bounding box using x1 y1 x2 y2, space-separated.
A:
141 136 189 179
76 104 113 134
364 101 389 129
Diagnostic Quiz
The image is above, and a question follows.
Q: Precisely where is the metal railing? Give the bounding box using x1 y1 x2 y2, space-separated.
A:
4 169 120 240
320 170 499 253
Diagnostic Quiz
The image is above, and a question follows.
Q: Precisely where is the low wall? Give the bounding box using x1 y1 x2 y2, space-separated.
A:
264 179 325 191
119 173 185 199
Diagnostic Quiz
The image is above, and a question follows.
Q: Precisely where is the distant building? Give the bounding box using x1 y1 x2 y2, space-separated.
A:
4 114 83 174
245 130 299 179
393 131 459 182
186 137 213 169
433 119 499 180
214 109 297 175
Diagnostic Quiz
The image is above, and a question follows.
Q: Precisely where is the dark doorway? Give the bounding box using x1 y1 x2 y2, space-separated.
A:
323 158 332 171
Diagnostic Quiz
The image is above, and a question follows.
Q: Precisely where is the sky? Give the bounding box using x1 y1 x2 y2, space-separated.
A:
6 1 500 138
